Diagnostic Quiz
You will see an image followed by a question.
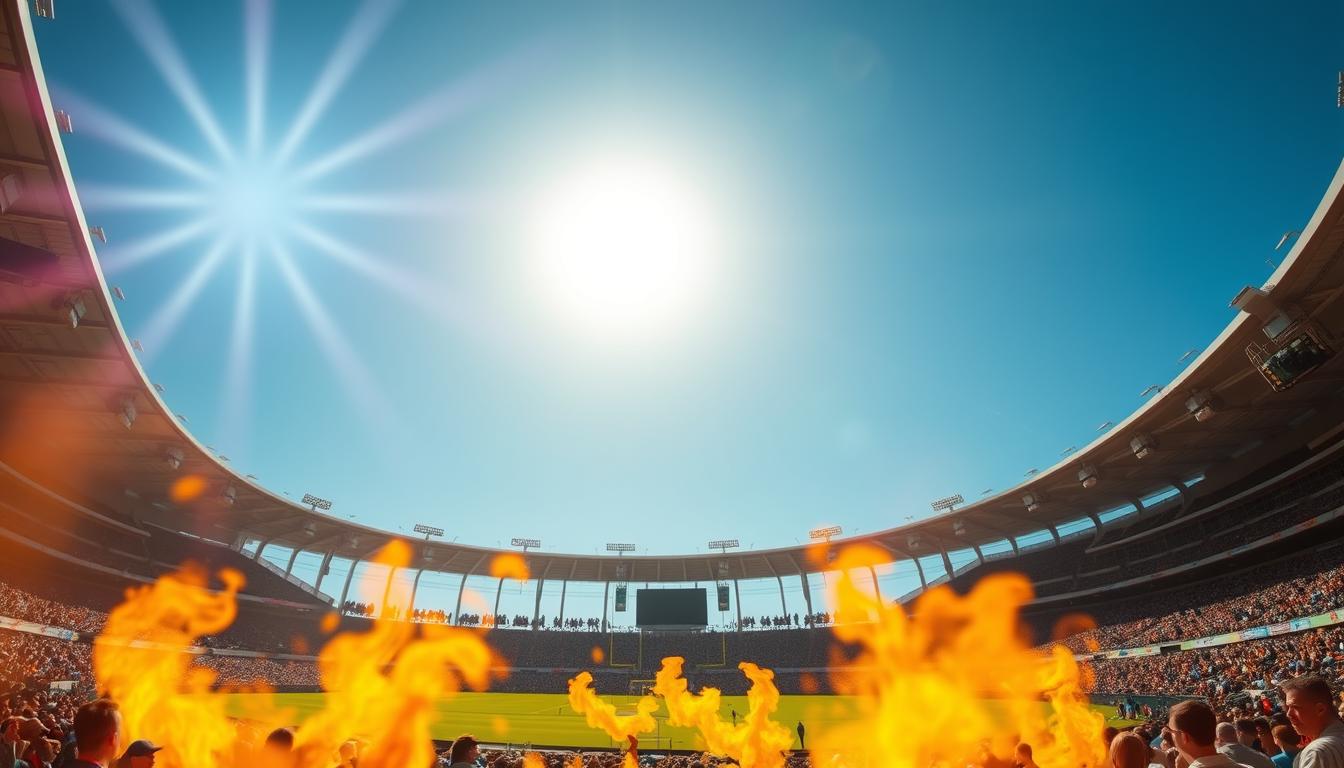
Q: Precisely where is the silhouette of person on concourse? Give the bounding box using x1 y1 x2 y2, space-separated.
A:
796 721 805 751
731 709 738 726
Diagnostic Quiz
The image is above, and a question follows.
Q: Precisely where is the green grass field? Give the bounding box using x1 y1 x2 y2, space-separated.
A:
219 692 1134 751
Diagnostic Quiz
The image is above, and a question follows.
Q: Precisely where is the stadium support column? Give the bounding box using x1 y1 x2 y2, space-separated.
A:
558 580 568 625
284 547 302 577
452 572 468 625
601 581 610 633
338 559 361 608
380 566 396 617
493 577 504 623
252 538 273 561
938 548 954 578
911 556 927 589
313 551 335 594
531 574 545 630
734 580 743 631
867 566 883 603
972 545 985 566
409 569 424 614
799 573 814 617
774 575 787 616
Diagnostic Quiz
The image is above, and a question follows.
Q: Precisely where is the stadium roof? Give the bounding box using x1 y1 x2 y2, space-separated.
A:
1 0 1343 585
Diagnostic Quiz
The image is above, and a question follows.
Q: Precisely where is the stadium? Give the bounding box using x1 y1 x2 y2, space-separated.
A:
1 2 1343 768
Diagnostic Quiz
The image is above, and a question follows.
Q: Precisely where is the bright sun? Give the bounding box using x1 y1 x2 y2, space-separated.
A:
527 152 720 344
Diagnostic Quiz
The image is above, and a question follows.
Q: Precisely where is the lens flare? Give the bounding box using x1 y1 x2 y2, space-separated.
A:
170 474 207 502
489 553 530 580
652 658 793 768
815 544 1106 768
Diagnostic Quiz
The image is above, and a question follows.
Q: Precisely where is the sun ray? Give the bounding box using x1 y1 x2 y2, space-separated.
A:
108 0 235 164
297 191 474 218
49 87 215 183
78 185 209 211
285 219 430 304
133 236 233 366
99 217 217 275
271 0 403 167
291 45 543 183
271 240 391 424
243 0 271 157
219 245 257 456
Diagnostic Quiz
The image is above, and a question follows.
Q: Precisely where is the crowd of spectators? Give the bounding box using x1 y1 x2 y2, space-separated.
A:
1051 549 1344 653
0 584 106 635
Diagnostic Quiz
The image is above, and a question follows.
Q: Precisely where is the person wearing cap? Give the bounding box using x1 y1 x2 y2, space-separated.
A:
448 735 478 768
113 741 160 768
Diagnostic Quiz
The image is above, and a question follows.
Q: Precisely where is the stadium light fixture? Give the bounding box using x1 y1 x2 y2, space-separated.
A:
89 226 107 244
930 495 964 513
1130 434 1156 460
1060 446 1077 457
1177 348 1199 364
952 519 967 537
413 523 444 540
981 488 993 496
34 0 53 20
118 397 137 429
112 286 126 301
1024 468 1039 477
809 525 843 541
1022 491 1043 512
164 447 183 471
906 534 922 550
1185 391 1215 422
708 539 739 554
1338 72 1343 108
303 522 317 537
510 537 541 552
60 293 87 329
1077 464 1099 489
301 493 333 511
1096 421 1113 432
131 339 144 352
606 542 637 553
221 485 237 506
1139 385 1163 398
53 109 72 134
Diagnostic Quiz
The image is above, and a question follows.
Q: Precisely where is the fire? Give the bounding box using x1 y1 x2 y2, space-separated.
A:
816 544 1105 768
652 658 793 768
566 671 658 741
93 567 245 768
92 542 497 768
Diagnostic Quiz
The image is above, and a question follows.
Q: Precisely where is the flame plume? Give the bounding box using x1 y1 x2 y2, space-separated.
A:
566 672 658 739
92 542 498 768
652 657 793 768
817 544 1105 768
93 567 246 768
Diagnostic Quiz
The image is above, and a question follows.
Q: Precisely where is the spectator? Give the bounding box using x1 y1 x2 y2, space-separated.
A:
1014 742 1039 768
1167 700 1238 768
1215 722 1272 768
1283 675 1344 768
1269 726 1299 768
70 701 120 768
448 735 478 768
113 741 159 768
1110 732 1149 768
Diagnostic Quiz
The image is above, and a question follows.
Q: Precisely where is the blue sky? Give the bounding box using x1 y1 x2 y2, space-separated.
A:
34 0 1344 589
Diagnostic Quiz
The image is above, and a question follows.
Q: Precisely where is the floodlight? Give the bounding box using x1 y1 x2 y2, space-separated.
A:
113 286 125 301
303 522 317 537
1022 491 1043 513
54 109 71 134
221 485 237 506
809 525 843 541
605 543 636 552
1077 464 1099 489
60 293 86 329
1139 385 1163 398
132 339 144 352
707 539 739 552
1060 446 1077 457
906 534 922 550
33 0 53 19
174 413 188 423
89 226 107 244
930 495 963 513
0 173 22 213
1130 434 1155 460
952 519 967 537
413 523 444 539
1185 391 1215 422
1096 421 1113 432
153 383 165 394
510 537 541 549
164 447 183 471
118 397 136 429
301 493 333 511
1177 348 1198 364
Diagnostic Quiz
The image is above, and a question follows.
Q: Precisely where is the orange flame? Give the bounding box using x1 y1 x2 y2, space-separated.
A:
566 671 658 740
92 541 498 768
93 567 245 768
817 544 1106 768
653 657 793 768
